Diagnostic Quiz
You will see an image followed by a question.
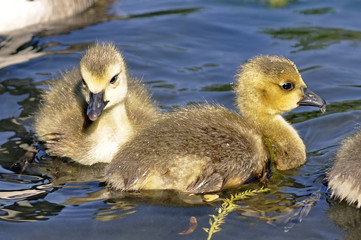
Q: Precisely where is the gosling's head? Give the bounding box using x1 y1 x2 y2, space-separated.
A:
235 55 326 117
80 43 128 121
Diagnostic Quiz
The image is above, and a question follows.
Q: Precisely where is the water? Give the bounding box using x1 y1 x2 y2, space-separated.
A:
1 0 361 239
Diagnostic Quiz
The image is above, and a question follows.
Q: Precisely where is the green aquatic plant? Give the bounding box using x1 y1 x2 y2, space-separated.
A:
203 187 270 240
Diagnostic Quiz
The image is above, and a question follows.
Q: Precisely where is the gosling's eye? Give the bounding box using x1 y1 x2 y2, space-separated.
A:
281 82 294 91
110 74 119 84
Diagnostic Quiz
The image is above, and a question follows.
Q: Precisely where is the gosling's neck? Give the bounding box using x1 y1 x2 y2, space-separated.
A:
123 80 160 129
97 102 133 143
86 102 133 163
244 112 306 171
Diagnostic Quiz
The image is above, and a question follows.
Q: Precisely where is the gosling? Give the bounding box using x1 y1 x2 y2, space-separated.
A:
34 42 159 165
328 130 361 207
106 55 326 193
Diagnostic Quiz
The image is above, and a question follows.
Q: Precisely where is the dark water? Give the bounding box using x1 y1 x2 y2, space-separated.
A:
1 0 361 239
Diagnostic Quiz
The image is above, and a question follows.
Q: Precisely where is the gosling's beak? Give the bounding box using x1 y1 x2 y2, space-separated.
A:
298 88 327 108
87 91 108 121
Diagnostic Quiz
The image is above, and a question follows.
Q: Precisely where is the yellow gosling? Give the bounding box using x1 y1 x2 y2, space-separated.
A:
106 55 326 193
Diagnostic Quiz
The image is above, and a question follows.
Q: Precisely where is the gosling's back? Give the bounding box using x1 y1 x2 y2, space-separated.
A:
106 105 270 193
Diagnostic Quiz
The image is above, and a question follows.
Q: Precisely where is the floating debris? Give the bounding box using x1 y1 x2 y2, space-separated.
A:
283 188 323 232
178 216 198 235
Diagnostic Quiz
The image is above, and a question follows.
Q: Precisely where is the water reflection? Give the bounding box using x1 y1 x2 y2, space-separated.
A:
0 0 115 69
0 152 324 227
0 78 39 171
286 98 361 124
0 199 64 222
0 157 106 222
220 0 293 8
327 199 361 240
127 7 202 19
0 169 56 222
298 7 335 15
94 200 138 221
201 83 232 92
262 26 361 52
0 3 203 69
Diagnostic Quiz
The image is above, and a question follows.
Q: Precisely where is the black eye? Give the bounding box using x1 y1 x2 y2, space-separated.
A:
281 82 294 91
110 74 119 84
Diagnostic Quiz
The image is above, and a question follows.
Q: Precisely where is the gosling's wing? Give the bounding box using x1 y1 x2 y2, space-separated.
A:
185 171 224 193
34 69 88 158
106 155 150 191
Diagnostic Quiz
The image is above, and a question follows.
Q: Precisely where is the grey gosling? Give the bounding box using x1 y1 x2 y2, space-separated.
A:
328 131 361 207
34 42 159 165
105 55 326 193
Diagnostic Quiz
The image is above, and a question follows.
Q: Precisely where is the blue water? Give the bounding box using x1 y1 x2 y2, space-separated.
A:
1 0 361 239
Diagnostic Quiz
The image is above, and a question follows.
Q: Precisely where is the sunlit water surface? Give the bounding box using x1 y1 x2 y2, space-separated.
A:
1 0 361 239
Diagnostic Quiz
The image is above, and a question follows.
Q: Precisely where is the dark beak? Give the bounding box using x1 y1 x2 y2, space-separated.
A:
87 91 108 121
298 88 327 109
